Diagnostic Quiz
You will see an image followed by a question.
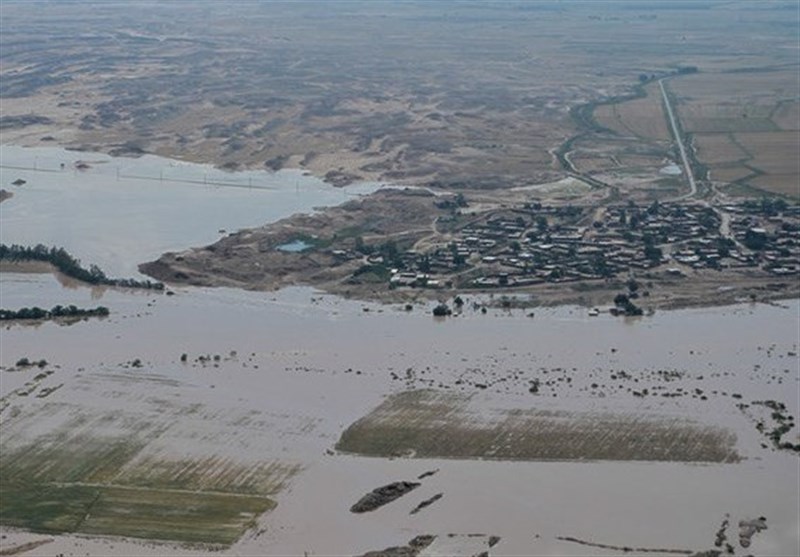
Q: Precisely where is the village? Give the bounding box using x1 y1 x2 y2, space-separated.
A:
337 196 800 293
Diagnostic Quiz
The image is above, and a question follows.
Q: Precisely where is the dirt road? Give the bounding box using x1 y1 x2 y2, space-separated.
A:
659 79 697 200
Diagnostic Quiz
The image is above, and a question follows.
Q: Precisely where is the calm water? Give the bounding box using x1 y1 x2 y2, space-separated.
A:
276 239 313 252
0 145 382 277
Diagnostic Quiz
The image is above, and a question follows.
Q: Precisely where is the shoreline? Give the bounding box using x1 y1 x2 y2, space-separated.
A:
4 259 797 314
141 263 800 314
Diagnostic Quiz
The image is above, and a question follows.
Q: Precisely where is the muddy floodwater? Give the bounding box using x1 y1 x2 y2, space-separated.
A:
1 146 798 556
0 145 382 277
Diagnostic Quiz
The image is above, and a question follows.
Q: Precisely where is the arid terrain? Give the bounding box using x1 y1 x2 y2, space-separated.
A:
1 1 797 193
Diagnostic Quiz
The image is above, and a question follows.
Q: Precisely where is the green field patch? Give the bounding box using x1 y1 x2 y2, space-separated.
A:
79 486 274 545
0 405 292 545
337 390 739 463
113 456 301 496
0 481 99 533
0 482 274 545
1 437 147 485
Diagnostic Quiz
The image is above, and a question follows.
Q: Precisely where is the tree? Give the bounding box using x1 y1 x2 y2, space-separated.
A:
744 229 767 250
355 236 372 255
644 244 663 263
536 216 548 232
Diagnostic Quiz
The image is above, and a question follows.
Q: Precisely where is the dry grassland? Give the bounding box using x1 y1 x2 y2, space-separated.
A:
569 154 618 173
733 131 800 175
749 174 800 197
693 133 749 165
616 154 669 169
666 69 799 196
771 100 800 131
595 83 671 141
710 165 757 184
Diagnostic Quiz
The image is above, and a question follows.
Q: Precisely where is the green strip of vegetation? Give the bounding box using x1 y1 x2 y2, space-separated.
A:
0 433 287 545
0 481 274 545
0 481 100 534
0 244 163 290
337 390 739 463
79 486 274 545
0 305 109 321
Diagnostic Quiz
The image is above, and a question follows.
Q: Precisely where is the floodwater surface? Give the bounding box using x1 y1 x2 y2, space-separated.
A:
0 145 382 276
1 146 798 556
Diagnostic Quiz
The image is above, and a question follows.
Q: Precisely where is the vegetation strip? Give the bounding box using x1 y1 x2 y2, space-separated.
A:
0 244 163 290
0 305 109 321
337 390 739 463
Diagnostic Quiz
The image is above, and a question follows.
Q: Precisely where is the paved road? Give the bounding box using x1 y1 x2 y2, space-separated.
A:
659 79 697 199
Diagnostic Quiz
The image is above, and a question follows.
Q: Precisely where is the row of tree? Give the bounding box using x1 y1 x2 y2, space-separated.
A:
0 304 110 321
0 244 163 290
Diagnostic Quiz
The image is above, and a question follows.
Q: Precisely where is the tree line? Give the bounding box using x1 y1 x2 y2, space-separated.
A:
0 244 163 290
0 304 110 321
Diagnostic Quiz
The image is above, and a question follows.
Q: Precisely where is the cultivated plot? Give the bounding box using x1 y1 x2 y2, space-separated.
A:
337 390 740 463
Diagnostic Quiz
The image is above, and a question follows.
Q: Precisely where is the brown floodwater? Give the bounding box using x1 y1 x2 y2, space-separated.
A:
1 146 798 556
1 273 798 555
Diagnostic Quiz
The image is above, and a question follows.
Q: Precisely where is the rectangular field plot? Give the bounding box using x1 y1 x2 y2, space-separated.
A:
708 165 755 184
670 70 798 105
0 401 295 544
670 70 796 133
0 482 100 534
0 482 273 545
693 133 750 165
594 84 670 142
679 111 777 133
80 487 274 545
749 175 800 198
337 390 739 463
733 131 800 175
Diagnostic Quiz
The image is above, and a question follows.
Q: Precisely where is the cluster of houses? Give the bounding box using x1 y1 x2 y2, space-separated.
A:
334 199 800 289
726 203 800 277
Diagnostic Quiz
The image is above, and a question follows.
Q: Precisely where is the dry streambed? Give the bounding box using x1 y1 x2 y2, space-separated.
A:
336 390 739 463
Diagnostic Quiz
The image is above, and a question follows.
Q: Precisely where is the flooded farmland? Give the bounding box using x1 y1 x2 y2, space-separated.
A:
1 147 798 556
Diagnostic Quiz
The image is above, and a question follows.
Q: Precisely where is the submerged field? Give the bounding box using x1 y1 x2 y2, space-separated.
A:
337 390 740 463
0 272 798 555
0 379 300 545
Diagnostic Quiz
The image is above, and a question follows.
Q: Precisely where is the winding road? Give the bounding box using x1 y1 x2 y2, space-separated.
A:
659 79 697 200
